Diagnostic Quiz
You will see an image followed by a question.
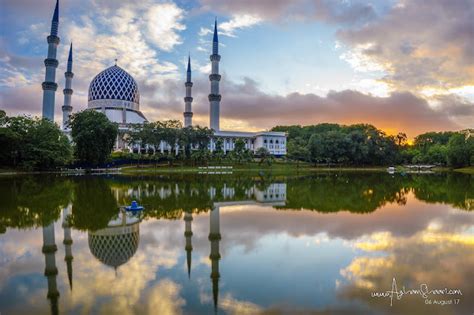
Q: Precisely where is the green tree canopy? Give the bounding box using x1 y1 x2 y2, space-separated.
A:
446 133 473 167
0 114 72 170
70 110 118 165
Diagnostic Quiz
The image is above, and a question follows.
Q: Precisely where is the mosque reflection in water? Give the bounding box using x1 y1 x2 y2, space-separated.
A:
39 181 287 314
2 172 472 314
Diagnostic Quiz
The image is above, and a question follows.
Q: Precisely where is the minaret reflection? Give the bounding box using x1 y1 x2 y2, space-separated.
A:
42 222 59 315
62 205 73 290
184 210 193 279
208 205 221 313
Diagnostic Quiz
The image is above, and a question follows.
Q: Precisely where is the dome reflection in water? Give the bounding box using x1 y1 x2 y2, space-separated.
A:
88 210 141 270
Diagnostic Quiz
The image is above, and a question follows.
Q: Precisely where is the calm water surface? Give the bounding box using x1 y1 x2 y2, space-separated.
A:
0 172 473 315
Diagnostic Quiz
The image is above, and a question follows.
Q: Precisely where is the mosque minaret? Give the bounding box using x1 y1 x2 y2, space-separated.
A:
42 0 60 121
42 222 60 315
62 205 74 290
62 43 74 130
209 19 221 131
183 55 194 128
184 210 193 278
208 205 221 312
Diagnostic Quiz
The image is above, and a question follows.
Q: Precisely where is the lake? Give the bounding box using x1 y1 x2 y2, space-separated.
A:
0 172 472 315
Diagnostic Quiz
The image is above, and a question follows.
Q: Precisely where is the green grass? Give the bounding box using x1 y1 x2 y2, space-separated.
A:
454 166 474 174
120 162 387 175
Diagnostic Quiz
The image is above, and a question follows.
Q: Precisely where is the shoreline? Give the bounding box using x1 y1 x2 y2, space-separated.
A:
1 165 472 176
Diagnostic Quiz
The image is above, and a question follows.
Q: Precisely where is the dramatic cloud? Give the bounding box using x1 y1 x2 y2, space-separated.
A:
196 0 474 132
1 0 472 136
340 226 474 314
172 75 469 137
337 0 474 92
0 0 186 123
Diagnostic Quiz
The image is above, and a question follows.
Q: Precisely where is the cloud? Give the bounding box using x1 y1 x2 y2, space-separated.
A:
200 0 473 96
145 3 186 51
337 0 474 92
220 293 263 314
199 0 377 25
0 0 186 124
197 0 474 127
170 75 468 137
2 65 471 137
198 14 262 41
219 14 263 37
339 226 474 314
1 0 472 138
144 279 186 315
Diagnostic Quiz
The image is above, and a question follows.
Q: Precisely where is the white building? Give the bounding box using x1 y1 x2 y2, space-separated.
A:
41 1 286 156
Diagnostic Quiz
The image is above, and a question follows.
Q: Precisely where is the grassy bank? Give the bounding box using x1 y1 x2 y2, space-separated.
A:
3 164 471 176
454 166 474 174
120 162 387 175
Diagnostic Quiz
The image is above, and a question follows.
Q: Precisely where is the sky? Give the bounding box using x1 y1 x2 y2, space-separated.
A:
0 0 473 138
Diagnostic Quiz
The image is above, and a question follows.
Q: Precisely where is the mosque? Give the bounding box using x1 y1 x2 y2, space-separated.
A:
41 0 287 156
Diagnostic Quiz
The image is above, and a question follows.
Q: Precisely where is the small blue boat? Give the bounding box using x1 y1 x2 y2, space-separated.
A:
125 200 144 211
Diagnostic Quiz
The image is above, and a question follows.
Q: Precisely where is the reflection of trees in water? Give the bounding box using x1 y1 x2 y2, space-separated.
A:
410 173 473 210
0 176 119 232
1 172 472 231
279 172 472 213
70 177 119 231
278 173 411 213
0 176 73 230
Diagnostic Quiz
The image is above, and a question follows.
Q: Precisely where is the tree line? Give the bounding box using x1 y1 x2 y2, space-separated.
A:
0 110 472 170
272 124 473 167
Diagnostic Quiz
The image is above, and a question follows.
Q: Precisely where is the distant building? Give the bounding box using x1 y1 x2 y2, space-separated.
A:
41 1 286 156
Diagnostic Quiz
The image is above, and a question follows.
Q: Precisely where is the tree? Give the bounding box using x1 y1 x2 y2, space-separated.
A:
212 138 225 163
191 148 210 166
287 140 309 167
396 132 408 146
426 144 448 165
308 130 349 165
193 126 213 150
255 147 273 166
446 133 472 167
414 131 454 153
232 139 247 164
70 110 118 166
0 114 72 170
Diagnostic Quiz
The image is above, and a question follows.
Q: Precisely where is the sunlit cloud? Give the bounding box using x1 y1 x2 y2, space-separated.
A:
340 223 474 314
145 279 186 315
339 43 386 73
219 14 262 37
198 14 262 39
220 293 263 315
145 3 186 51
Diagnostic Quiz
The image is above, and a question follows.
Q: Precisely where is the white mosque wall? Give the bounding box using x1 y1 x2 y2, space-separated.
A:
93 108 147 125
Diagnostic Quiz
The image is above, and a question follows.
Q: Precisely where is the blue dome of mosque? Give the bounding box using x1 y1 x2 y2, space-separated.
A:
88 65 140 105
